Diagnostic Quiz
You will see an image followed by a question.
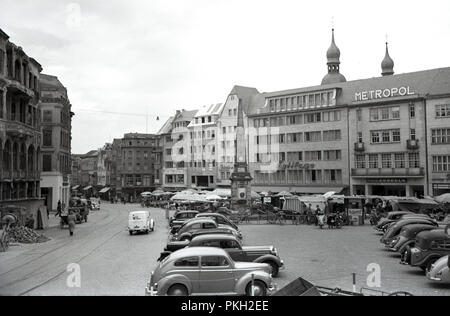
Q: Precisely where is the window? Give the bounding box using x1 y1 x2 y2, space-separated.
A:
357 132 363 143
324 150 341 161
42 154 52 172
370 106 400 121
43 129 52 147
305 151 322 161
432 155 450 172
323 130 341 141
371 131 380 144
356 155 366 168
304 131 321 142
201 256 229 267
408 153 420 168
381 154 392 168
409 104 416 118
371 129 400 144
410 129 416 141
431 128 450 144
392 130 401 142
395 153 405 168
436 104 450 118
43 110 52 123
369 154 378 168
175 257 199 267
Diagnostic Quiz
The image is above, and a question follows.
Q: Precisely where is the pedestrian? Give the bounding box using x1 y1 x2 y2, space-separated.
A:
67 210 76 237
56 200 62 217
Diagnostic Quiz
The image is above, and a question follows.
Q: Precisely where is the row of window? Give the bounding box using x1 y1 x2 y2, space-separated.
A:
255 150 342 163
355 153 420 169
124 175 154 186
253 169 343 184
432 155 450 172
369 106 400 121
254 130 342 145
370 129 401 144
253 110 341 128
431 128 450 144
268 90 335 113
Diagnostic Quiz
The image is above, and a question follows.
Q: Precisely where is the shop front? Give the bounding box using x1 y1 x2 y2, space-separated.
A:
352 178 425 197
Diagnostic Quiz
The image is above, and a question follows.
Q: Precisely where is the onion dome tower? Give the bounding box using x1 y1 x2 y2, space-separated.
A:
381 42 394 76
321 28 347 85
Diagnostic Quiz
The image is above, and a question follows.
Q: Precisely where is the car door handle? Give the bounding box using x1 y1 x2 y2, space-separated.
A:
227 271 233 274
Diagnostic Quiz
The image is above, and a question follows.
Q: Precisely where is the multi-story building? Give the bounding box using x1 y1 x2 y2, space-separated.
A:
116 133 162 201
0 28 47 227
162 109 197 191
39 74 73 211
216 86 261 188
188 103 224 190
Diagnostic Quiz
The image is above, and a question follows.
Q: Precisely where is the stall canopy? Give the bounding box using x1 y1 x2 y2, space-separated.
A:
83 186 92 191
99 187 110 194
209 189 232 198
72 185 80 191
435 193 450 204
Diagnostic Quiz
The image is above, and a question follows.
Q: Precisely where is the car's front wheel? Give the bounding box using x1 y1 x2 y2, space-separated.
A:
245 280 267 296
167 284 188 296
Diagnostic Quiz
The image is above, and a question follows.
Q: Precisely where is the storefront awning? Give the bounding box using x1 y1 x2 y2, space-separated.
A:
99 187 110 194
72 185 80 191
252 186 345 195
83 186 93 191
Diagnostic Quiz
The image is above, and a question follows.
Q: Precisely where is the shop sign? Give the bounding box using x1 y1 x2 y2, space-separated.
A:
278 162 315 170
355 86 414 102
366 178 407 184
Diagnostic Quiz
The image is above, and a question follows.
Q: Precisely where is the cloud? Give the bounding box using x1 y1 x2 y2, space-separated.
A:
0 0 449 153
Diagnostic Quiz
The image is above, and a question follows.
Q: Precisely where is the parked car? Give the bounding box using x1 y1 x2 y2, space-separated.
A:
166 228 237 245
376 213 430 233
380 218 438 245
128 210 154 235
169 210 199 228
146 247 276 296
405 229 450 271
426 255 450 284
170 218 242 242
386 223 436 254
196 213 239 231
375 211 412 230
159 234 284 277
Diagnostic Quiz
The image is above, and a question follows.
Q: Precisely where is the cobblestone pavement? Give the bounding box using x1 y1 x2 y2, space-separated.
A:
0 204 448 296
240 223 450 296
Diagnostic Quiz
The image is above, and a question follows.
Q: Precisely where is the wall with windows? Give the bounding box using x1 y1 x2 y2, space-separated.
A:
427 97 450 195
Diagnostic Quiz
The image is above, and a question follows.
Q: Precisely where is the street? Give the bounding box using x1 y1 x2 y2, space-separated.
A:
0 203 449 296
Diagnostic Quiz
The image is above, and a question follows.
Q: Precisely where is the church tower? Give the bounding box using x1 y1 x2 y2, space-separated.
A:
321 29 347 85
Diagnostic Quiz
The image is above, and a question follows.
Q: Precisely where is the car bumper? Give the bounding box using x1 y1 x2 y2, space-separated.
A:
145 283 158 296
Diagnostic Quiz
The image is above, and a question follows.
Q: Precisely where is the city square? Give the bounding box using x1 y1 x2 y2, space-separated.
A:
1 0 450 299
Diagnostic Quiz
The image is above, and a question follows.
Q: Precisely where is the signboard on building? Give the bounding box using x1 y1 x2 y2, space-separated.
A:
263 197 272 204
366 178 407 184
354 86 415 102
278 162 315 170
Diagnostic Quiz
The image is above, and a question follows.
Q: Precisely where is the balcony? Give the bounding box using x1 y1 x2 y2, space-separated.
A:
407 139 419 150
354 142 365 152
351 167 425 178
6 121 38 138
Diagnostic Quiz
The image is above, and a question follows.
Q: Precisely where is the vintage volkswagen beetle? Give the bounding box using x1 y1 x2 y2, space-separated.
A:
426 255 450 284
169 210 199 228
146 247 275 296
196 212 239 231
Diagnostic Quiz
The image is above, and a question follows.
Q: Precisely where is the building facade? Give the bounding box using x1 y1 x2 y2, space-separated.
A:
115 133 162 201
188 103 224 190
0 28 47 227
157 30 450 197
39 74 73 211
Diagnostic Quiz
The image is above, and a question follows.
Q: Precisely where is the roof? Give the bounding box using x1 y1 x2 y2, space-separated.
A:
157 116 174 135
167 247 228 261
191 234 236 243
252 67 450 115
173 109 198 123
0 28 9 40
416 229 448 240
194 103 224 117
228 85 263 115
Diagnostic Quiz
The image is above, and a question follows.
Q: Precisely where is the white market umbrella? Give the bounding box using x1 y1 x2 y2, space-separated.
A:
205 194 223 201
435 193 450 204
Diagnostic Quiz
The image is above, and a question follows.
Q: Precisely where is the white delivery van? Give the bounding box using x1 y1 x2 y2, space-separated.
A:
128 210 154 235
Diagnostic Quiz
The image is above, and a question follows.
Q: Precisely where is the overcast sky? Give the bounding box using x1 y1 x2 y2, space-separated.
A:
1 0 449 154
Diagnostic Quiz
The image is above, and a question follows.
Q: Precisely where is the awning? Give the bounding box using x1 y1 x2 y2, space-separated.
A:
99 187 110 194
252 186 345 195
83 186 93 191
72 185 80 191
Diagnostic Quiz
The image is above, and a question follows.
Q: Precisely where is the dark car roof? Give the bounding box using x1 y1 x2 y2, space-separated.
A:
401 224 436 232
191 234 236 243
183 217 216 225
395 218 436 227
189 228 233 237
175 210 199 215
416 229 448 240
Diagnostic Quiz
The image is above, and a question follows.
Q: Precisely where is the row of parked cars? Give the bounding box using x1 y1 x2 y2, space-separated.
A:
145 210 285 296
375 211 450 284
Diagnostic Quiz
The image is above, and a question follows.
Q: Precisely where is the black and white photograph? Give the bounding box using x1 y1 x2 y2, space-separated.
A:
0 0 450 302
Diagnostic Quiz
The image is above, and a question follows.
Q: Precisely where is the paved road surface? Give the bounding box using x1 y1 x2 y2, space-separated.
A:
0 203 167 296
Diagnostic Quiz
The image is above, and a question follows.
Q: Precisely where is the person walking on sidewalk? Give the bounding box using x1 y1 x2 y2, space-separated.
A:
67 210 76 237
55 200 62 217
